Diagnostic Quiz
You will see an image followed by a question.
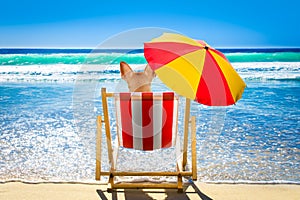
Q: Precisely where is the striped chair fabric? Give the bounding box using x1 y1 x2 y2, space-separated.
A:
114 92 178 151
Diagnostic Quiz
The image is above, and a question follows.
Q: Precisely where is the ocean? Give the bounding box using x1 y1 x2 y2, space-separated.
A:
0 48 299 184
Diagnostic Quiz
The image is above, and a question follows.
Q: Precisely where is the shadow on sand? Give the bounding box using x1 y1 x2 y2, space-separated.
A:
96 181 212 200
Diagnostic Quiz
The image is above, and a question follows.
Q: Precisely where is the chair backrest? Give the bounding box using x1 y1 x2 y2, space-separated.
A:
114 92 179 151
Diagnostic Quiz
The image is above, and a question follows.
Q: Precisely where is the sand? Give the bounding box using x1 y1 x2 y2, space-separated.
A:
1 181 299 200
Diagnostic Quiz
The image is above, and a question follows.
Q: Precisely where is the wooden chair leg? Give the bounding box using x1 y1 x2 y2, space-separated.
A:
177 174 183 193
95 116 102 180
107 173 114 193
191 116 197 180
182 98 191 169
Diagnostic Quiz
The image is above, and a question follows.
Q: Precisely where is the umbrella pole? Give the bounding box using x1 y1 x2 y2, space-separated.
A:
182 98 191 169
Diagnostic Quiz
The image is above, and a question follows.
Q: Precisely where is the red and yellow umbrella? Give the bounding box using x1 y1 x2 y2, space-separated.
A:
144 33 246 106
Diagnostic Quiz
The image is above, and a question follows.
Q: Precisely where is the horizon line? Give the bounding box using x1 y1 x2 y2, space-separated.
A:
1 46 300 49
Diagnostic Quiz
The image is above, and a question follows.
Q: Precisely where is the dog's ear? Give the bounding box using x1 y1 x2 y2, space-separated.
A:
144 64 156 78
120 61 133 79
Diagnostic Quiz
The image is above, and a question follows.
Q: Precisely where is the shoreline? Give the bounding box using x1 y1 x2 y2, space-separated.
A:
1 179 300 185
1 181 299 200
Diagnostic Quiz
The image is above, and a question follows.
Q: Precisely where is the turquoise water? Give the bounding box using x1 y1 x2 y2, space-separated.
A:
1 49 300 66
0 49 299 183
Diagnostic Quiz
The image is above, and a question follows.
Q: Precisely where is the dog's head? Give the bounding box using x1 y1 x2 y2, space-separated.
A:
120 61 156 92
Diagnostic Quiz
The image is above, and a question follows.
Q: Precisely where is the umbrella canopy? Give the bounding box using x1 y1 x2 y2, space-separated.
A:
144 33 246 106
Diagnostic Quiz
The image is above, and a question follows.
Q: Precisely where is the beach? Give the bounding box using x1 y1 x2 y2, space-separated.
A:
1 182 300 200
1 0 300 197
0 48 299 199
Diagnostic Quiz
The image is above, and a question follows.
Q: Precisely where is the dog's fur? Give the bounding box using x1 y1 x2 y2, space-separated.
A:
120 61 155 92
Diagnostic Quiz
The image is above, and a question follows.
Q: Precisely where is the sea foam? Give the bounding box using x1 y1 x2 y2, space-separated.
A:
0 62 299 82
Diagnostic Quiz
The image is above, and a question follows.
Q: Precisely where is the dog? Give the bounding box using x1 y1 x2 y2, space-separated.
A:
120 61 156 92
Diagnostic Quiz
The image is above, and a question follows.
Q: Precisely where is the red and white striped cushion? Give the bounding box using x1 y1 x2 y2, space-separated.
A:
114 92 178 151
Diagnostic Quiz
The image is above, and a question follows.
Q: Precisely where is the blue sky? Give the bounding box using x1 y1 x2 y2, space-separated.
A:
0 0 299 48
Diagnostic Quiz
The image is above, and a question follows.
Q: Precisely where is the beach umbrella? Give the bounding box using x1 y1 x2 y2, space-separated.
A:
144 33 246 106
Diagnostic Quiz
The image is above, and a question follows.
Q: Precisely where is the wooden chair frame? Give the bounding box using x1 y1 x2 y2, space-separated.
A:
96 88 197 192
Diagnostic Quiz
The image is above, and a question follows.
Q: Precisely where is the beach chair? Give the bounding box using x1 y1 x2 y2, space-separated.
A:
95 88 197 192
